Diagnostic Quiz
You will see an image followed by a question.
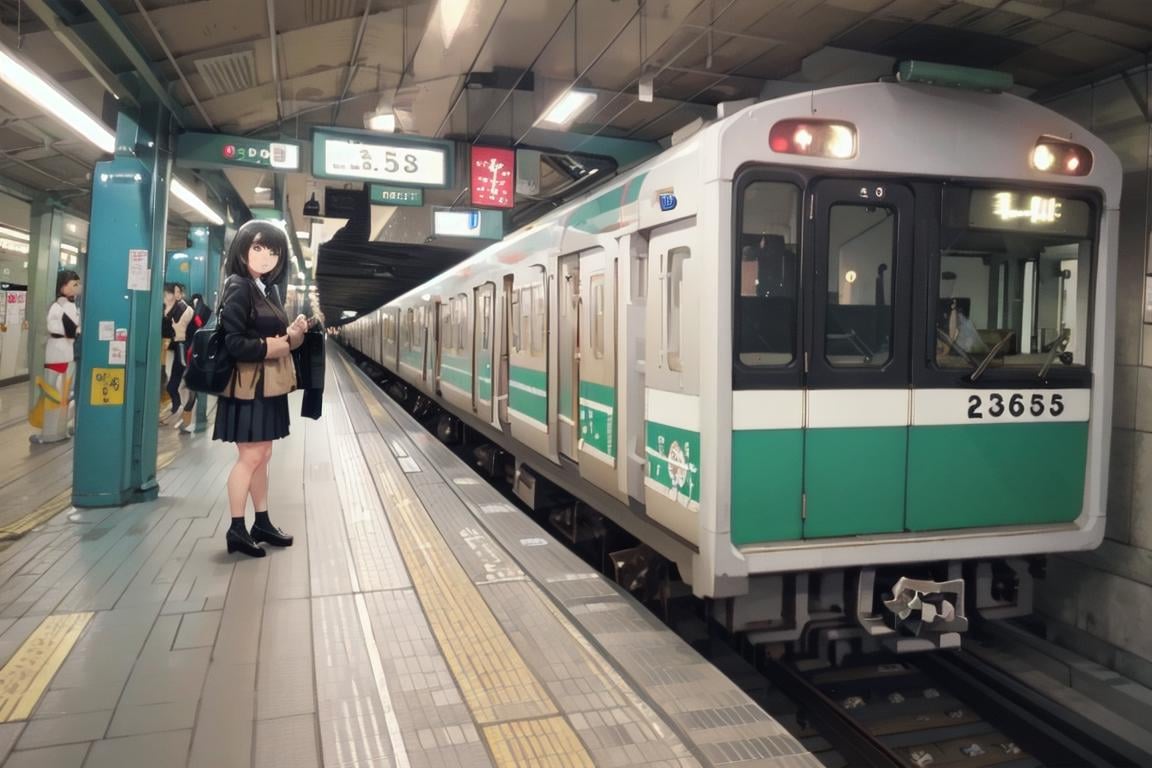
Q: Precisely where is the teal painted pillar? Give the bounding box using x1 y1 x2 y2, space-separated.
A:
25 199 65 418
72 106 172 507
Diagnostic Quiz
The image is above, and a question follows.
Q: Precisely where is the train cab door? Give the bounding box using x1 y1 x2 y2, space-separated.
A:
473 283 495 421
802 179 914 538
558 254 580 460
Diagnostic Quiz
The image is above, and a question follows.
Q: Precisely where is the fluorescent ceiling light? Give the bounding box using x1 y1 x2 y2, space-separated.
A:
254 186 272 194
61 243 79 254
537 89 597 128
367 112 396 133
341 310 357 319
0 43 115 153
0 226 29 241
438 0 469 48
295 231 310 239
171 179 224 226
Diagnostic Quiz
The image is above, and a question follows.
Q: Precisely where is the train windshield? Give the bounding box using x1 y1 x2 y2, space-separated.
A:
935 187 1095 373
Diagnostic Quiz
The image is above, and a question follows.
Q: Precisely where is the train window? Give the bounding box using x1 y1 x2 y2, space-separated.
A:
511 290 522 351
936 188 1094 371
824 204 895 368
665 247 689 371
591 274 605 359
736 181 800 367
531 268 547 357
457 293 468 352
481 293 492 350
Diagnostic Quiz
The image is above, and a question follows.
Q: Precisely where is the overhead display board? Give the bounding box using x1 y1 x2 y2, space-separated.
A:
312 127 454 188
432 208 504 240
177 132 301 171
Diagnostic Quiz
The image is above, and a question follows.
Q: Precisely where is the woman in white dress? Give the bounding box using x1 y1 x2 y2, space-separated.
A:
31 270 81 444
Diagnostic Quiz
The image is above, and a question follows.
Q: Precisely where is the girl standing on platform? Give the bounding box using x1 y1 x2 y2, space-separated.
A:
215 220 307 557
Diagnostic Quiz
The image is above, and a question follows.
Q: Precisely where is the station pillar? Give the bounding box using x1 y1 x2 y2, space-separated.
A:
72 106 171 507
24 199 65 417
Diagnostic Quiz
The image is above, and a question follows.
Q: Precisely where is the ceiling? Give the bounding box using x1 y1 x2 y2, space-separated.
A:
0 0 1150 320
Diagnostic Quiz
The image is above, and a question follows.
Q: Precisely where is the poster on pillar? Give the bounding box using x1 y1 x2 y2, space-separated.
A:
470 147 515 209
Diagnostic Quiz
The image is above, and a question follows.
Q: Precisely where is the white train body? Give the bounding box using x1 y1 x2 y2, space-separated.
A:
345 81 1120 649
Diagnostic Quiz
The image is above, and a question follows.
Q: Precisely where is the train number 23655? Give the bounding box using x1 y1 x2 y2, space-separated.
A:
967 393 1064 420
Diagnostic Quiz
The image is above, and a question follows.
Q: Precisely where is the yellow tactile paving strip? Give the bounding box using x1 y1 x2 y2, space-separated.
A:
343 366 595 767
0 612 93 721
485 717 596 767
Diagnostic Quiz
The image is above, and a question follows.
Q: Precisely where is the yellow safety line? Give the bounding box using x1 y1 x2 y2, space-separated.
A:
341 360 594 767
0 612 93 721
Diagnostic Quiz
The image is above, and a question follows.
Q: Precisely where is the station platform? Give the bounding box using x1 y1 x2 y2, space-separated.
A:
0 351 816 768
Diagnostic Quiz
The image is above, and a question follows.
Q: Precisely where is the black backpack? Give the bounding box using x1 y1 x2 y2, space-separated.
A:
184 283 243 394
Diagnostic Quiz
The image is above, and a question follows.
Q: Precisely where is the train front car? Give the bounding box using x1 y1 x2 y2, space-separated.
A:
707 74 1121 654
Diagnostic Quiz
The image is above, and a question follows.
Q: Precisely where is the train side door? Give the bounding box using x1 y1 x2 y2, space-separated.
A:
497 275 513 427
558 254 580 460
803 179 914 538
474 282 495 421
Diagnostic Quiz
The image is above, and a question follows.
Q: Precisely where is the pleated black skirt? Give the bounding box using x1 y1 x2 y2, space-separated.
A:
213 395 290 443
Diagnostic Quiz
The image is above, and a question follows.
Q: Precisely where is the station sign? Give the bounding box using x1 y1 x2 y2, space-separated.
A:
432 208 504 240
177 132 301 172
470 146 515 209
312 127 453 189
370 184 424 207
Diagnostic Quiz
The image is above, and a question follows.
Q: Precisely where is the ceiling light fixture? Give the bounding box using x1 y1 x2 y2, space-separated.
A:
0 42 115 153
171 180 224 226
367 111 396 133
0 226 30 241
537 89 597 128
0 42 224 227
438 0 470 48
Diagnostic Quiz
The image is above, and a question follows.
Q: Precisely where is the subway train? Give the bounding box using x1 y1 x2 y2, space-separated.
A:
343 69 1120 654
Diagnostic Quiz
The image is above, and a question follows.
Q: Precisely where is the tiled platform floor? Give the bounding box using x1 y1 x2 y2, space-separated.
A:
0 351 818 767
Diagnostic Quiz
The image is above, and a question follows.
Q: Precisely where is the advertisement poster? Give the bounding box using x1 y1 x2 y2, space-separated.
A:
470 146 515 209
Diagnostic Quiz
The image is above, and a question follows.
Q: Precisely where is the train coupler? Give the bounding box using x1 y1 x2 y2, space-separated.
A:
882 576 968 648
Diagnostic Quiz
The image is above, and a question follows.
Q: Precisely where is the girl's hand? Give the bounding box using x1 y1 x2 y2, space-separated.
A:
266 335 292 359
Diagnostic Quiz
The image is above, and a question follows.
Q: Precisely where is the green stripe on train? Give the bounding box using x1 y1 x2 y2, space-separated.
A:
509 365 547 424
646 420 700 504
730 421 1089 544
477 356 493 402
731 429 803 543
566 173 648 234
906 421 1088 530
440 353 472 392
579 380 615 458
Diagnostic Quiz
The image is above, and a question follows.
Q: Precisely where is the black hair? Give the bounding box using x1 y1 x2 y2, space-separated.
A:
56 270 80 297
163 282 176 295
224 220 290 284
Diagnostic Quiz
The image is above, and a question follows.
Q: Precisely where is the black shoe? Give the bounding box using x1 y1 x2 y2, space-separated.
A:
226 528 266 557
250 522 293 547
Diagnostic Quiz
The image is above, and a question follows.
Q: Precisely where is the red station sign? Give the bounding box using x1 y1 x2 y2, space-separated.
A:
470 146 515 209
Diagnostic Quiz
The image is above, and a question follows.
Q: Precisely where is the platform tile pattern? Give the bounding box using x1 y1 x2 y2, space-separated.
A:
0 351 818 767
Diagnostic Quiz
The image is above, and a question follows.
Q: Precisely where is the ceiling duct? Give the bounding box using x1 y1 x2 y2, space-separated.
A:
193 51 257 98
305 0 361 25
464 67 535 92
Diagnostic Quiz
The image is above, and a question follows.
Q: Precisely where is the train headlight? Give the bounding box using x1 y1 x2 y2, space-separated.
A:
769 119 857 159
1030 138 1092 176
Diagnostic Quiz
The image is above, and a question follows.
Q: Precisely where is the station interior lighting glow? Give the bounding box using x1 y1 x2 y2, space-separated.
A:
0 41 223 225
537 89 597 128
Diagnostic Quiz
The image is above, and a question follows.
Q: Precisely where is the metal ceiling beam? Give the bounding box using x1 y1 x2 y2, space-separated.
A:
331 0 374 125
75 0 193 127
19 0 136 105
267 0 283 123
130 0 214 128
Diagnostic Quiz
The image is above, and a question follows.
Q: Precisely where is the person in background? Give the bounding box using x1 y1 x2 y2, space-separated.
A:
215 220 307 557
161 283 193 423
30 270 81 444
176 292 212 433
